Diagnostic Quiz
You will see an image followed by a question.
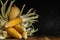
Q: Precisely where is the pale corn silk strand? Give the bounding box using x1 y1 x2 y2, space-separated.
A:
0 0 39 39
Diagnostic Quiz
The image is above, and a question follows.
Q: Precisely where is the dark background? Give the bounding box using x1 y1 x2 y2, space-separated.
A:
0 0 60 36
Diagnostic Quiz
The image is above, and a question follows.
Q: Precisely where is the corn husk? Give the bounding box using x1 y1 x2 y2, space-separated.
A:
9 5 20 20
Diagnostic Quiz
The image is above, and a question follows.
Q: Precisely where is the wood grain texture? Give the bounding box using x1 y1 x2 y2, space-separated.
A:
4 36 60 40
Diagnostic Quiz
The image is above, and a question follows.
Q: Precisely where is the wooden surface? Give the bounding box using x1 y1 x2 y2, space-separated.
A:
26 36 60 40
3 36 60 40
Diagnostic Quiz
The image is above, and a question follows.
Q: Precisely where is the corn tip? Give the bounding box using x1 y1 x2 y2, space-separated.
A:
23 36 27 39
19 36 22 39
5 25 8 28
23 28 26 31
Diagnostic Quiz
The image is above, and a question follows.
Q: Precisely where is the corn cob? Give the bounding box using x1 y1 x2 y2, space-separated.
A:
5 18 22 28
22 31 27 39
9 5 20 20
13 25 27 39
2 26 12 38
6 27 22 39
13 25 26 33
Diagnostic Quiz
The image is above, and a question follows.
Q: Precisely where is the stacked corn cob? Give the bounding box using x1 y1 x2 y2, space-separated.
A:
0 0 39 39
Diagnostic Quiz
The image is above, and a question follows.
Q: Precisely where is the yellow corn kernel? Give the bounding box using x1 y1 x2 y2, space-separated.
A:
13 25 27 39
5 18 22 28
13 25 26 33
22 31 27 39
6 27 22 39
9 5 20 20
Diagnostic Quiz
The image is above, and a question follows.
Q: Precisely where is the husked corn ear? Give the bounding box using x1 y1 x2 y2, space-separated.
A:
5 18 22 28
14 25 27 39
6 27 22 39
13 25 26 33
22 31 27 39
9 5 20 20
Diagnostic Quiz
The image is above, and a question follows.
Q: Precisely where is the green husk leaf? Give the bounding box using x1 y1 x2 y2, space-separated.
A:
1 1 3 5
20 4 26 16
1 0 8 18
5 0 15 21
26 8 33 14
0 0 1 2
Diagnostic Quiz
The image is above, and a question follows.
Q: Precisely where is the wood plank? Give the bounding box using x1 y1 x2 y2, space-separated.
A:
2 36 60 40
